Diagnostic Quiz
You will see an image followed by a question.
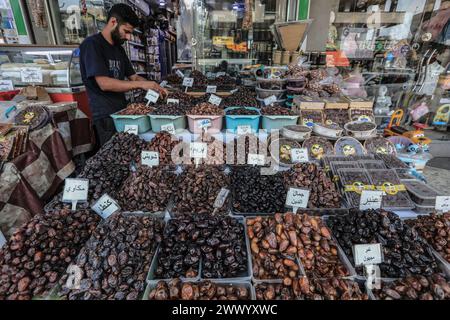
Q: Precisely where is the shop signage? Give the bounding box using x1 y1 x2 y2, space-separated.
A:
62 179 89 210
212 36 234 46
354 243 383 266
290 148 309 163
92 194 121 219
359 190 383 210
286 188 310 212
183 77 194 87
435 196 450 212
208 94 222 106
124 125 138 135
145 89 159 103
141 151 159 167
214 188 230 208
247 153 265 166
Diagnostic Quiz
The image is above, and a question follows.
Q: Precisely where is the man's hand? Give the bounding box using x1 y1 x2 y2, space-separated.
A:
139 81 168 98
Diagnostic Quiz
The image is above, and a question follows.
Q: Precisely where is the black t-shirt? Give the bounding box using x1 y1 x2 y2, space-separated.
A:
80 33 135 121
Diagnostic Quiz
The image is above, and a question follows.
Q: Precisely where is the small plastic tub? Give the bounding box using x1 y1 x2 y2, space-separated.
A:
403 180 443 207
344 121 377 139
186 114 223 133
255 87 286 99
224 107 261 133
148 114 187 133
261 114 299 131
110 111 151 134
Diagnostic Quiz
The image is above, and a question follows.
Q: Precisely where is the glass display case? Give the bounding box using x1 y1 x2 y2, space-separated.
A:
0 45 82 88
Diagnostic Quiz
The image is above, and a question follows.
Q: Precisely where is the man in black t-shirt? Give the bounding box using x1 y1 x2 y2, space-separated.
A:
80 4 167 147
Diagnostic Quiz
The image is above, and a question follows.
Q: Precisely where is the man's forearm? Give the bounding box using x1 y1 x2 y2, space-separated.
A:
129 74 146 81
95 76 142 92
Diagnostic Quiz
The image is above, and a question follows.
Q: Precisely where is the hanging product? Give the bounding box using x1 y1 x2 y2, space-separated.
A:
30 0 48 28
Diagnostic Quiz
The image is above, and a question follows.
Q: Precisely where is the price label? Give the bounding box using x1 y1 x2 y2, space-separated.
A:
145 89 160 103
141 151 159 167
291 148 309 163
435 196 450 212
216 72 226 77
160 80 168 88
286 188 310 211
354 243 383 266
206 85 217 93
167 98 179 104
264 95 277 106
0 230 6 249
0 80 14 91
92 194 121 219
214 188 230 208
206 72 215 79
161 122 176 134
230 88 238 94
237 125 252 135
208 94 222 106
190 142 207 158
176 70 185 78
197 118 211 129
248 153 265 166
20 67 43 83
62 179 89 202
359 190 383 210
243 79 253 86
124 125 139 135
183 77 194 87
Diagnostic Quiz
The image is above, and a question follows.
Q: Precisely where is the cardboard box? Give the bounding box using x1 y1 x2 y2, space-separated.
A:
344 96 374 109
293 95 325 113
323 97 349 109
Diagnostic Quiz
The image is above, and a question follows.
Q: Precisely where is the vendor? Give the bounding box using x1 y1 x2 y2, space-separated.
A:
80 4 167 146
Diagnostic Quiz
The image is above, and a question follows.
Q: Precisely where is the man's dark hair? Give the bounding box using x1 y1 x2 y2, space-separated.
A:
107 4 140 27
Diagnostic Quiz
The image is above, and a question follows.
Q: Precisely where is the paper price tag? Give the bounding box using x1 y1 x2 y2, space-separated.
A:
291 148 309 163
161 122 176 134
237 125 252 135
197 119 211 129
264 95 277 106
354 244 383 266
214 188 230 208
0 230 7 249
206 85 217 93
167 98 179 104
206 72 215 79
286 188 310 211
0 80 14 91
62 179 89 202
141 151 159 167
145 89 160 103
176 70 185 78
435 196 450 212
359 191 383 210
216 72 226 77
190 142 207 158
248 153 265 166
20 67 43 83
243 79 253 86
92 194 121 219
124 125 138 135
183 77 194 87
209 94 222 106
160 80 168 88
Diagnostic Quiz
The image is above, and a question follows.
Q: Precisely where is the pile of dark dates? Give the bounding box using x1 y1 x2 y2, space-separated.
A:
261 105 296 116
324 109 350 127
222 87 258 108
118 103 153 115
150 102 189 116
328 209 440 278
167 91 194 105
141 132 181 165
231 135 268 165
149 279 249 300
226 107 259 115
61 213 163 300
0 209 99 300
188 103 224 116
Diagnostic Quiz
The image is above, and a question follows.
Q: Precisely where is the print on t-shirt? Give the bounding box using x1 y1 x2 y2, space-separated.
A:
109 60 121 79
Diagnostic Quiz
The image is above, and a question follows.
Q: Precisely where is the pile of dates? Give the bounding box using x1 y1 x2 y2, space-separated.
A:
373 274 450 300
231 166 286 214
0 209 99 300
141 132 181 165
188 103 224 116
117 166 176 213
222 87 258 108
191 70 208 88
328 209 439 278
149 279 250 300
166 74 183 85
226 107 259 115
261 105 296 116
324 109 350 127
283 163 342 208
167 91 194 105
61 214 163 300
172 166 230 216
118 103 153 115
155 215 248 279
212 75 236 87
150 102 189 116
405 213 450 263
231 135 268 165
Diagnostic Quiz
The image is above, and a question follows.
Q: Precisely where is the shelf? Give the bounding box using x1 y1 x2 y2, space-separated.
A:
335 12 406 25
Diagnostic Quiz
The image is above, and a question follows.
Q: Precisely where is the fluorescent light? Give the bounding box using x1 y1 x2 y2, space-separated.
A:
24 50 74 55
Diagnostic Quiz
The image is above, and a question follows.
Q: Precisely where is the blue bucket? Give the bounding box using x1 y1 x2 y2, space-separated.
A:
224 107 261 133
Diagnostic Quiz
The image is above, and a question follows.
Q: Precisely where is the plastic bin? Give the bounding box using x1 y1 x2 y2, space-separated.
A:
224 107 261 133
255 87 286 99
148 114 187 133
110 111 151 134
186 114 223 133
403 180 443 207
261 114 299 131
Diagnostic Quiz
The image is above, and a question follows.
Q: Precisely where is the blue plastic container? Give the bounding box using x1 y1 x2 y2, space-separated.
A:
224 107 261 133
110 110 151 134
261 114 299 131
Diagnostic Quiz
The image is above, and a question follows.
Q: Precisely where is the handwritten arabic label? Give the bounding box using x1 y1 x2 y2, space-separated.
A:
206 85 217 93
176 70 185 78
206 72 215 79
247 153 265 166
190 142 207 158
161 122 176 134
0 230 6 249
124 125 138 135
197 119 212 129
354 243 383 266
291 148 309 163
359 190 383 210
92 194 120 219
216 72 226 77
237 125 252 135
167 98 179 104
141 151 160 167
213 188 230 208
183 77 194 87
160 80 168 88
208 94 222 106
145 89 160 103
435 196 450 212
20 67 43 83
62 179 89 202
264 95 277 106
0 80 14 91
286 188 310 210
